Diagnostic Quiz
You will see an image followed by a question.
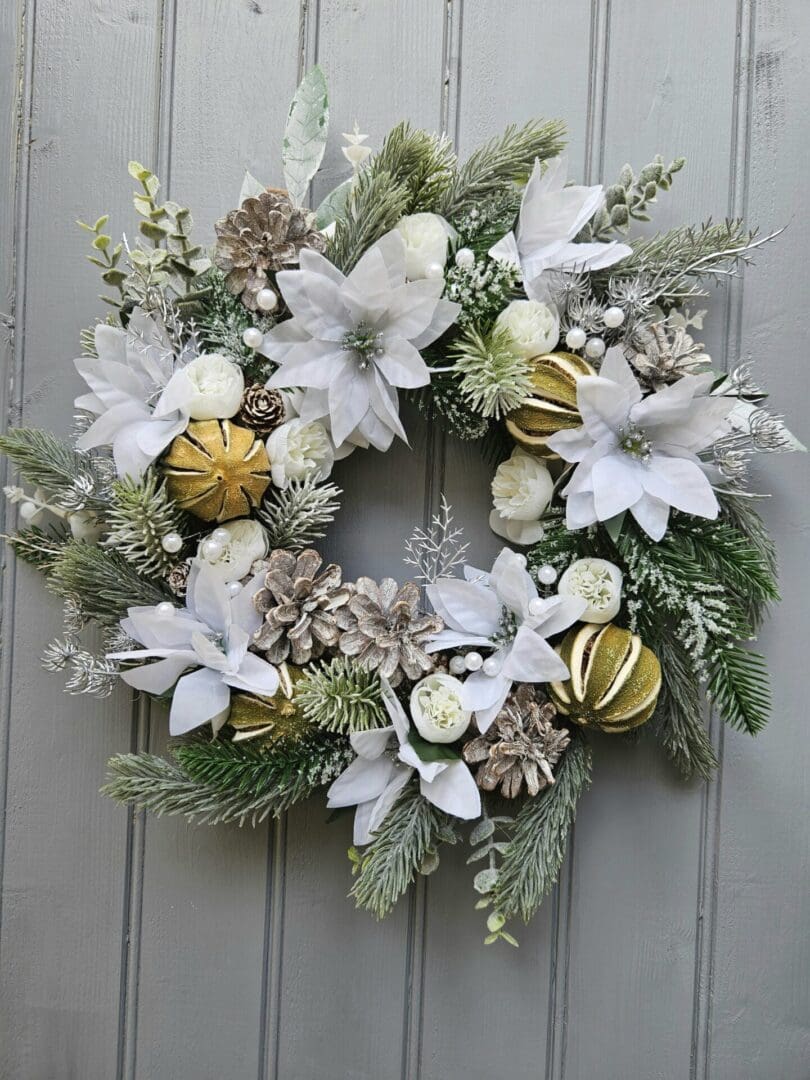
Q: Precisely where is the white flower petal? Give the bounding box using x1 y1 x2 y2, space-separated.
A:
375 338 431 389
528 594 588 638
365 767 414 838
642 454 720 519
350 726 395 760
266 342 351 390
552 239 632 271
420 759 481 820
276 268 351 340
426 577 502 637
328 364 373 448
169 667 231 736
599 347 643 404
591 455 645 520
628 491 670 540
577 376 632 439
490 547 537 620
461 667 511 712
118 652 197 694
224 652 280 696
545 425 595 462
327 754 399 808
501 624 570 682
565 489 598 531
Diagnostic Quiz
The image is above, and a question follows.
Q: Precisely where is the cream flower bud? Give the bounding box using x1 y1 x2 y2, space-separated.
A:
266 417 335 489
558 557 623 623
182 353 245 420
495 298 560 358
489 449 553 546
410 673 471 744
395 212 451 280
197 518 269 582
68 509 104 542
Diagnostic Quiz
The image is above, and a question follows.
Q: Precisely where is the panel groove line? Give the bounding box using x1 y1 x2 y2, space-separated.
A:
0 0 33 955
691 2 754 1076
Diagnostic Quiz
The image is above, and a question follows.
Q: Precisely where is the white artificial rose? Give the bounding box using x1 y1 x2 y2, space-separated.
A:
489 449 553 546
558 557 623 623
266 417 335 488
495 298 560 358
395 212 451 279
410 673 471 744
181 353 245 420
198 519 269 582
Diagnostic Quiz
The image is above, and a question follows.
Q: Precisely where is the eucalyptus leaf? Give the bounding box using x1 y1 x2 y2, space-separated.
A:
469 817 495 845
315 177 353 230
239 170 266 205
282 65 329 206
473 867 499 894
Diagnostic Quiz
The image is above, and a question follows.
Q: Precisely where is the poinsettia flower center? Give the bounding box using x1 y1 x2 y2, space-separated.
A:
342 322 385 370
490 608 519 648
618 420 652 462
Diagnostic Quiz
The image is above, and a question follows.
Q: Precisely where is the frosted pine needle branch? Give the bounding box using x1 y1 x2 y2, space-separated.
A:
258 477 342 551
105 473 186 577
296 657 387 733
0 429 111 511
450 325 533 419
404 495 468 584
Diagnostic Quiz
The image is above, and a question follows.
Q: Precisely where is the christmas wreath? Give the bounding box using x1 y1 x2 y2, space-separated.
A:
1 68 801 944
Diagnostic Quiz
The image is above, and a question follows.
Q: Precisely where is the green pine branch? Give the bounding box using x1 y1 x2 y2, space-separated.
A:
368 122 456 214
257 477 342 551
650 635 718 780
47 539 169 624
296 657 387 734
0 428 109 511
106 472 187 577
4 525 68 573
707 645 771 735
327 167 410 274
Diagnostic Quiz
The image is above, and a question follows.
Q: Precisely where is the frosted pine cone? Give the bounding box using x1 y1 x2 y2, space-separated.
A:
237 384 286 437
463 684 570 799
213 190 326 310
337 578 443 687
253 549 350 665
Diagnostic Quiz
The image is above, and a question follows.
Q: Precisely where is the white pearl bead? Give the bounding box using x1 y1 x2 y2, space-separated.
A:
537 563 558 585
464 651 483 672
603 305 625 328
19 501 38 522
255 288 279 312
242 327 264 350
227 581 242 597
161 532 183 554
425 262 445 280
155 601 175 618
449 655 466 675
565 326 587 350
454 247 475 270
212 528 231 545
528 597 546 616
201 538 224 562
585 336 606 359
482 656 502 677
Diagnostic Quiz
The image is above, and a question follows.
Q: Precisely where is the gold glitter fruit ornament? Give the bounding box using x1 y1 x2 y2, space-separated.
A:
549 622 662 733
228 664 312 746
505 351 595 457
162 419 271 522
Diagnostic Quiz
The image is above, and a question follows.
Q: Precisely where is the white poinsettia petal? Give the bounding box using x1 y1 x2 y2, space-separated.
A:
545 425 595 462
565 488 598 531
327 754 398 808
488 230 520 268
228 570 267 637
328 364 372 448
461 667 511 712
599 347 643 403
420 759 481 820
424 629 493 655
591 455 645 521
224 653 280 696
383 279 445 340
368 369 408 444
529 594 588 638
376 338 431 389
642 454 720 519
297 246 348 286
350 726 395 760
426 577 502 637
631 374 702 431
118 652 197 694
123 607 208 650
364 767 414 840
552 239 632 272
473 683 513 733
169 667 231 736
257 319 311 365
188 562 232 635
266 342 351 390
577 376 631 440
628 491 670 540
275 268 351 340
75 401 149 451
410 297 460 350
490 547 538 619
379 677 411 746
650 396 736 453
501 624 570 682
398 742 444 784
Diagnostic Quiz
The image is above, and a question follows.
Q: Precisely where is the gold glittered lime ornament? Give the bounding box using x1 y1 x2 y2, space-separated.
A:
505 351 595 457
549 622 662 733
162 418 270 522
228 664 312 746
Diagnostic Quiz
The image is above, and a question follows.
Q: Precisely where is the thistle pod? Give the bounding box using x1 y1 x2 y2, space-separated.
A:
505 351 595 458
549 623 661 733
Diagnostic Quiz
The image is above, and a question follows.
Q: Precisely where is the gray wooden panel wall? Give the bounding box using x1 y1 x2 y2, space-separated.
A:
1 2 808 1078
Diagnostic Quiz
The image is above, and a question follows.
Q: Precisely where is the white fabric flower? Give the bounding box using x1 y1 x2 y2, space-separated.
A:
490 449 553 546
108 561 278 736
426 548 586 731
394 212 452 279
259 231 459 452
74 308 189 480
160 353 244 421
265 417 335 488
410 673 471 743
489 156 631 301
495 298 560 357
197 519 269 582
327 677 480 845
558 557 622 623
547 347 736 541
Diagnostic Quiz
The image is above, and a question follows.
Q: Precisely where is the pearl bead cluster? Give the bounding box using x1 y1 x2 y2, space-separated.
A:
564 305 625 358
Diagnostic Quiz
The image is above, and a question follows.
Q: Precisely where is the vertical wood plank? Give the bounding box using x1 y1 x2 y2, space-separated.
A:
0 3 162 1078
127 4 301 1078
709 2 810 1076
562 5 741 1080
418 5 596 1079
274 3 448 1078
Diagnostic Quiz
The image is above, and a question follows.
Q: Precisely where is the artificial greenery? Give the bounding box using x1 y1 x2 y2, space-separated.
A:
196 267 275 380
47 540 169 625
296 657 387 734
350 782 458 919
77 214 127 307
449 324 533 419
258 477 342 551
0 429 110 512
579 155 685 242
368 122 456 214
4 525 68 572
105 473 187 578
328 166 410 274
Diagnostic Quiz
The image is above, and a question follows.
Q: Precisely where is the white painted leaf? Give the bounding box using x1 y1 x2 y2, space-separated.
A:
239 170 266 205
315 177 353 230
282 65 329 207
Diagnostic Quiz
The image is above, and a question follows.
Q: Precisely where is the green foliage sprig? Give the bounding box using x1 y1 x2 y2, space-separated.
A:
105 473 187 578
449 324 533 419
297 657 387 733
580 155 685 241
0 429 111 512
258 477 342 551
77 215 126 307
48 540 169 625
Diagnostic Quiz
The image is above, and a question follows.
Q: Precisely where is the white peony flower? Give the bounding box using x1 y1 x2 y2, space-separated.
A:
198 518 269 582
558 557 622 623
266 417 335 488
490 449 554 546
395 212 452 279
410 673 471 743
495 298 560 358
161 353 244 421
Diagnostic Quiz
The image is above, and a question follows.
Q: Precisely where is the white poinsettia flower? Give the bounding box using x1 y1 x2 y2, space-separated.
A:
489 156 631 301
259 231 459 452
490 449 554 546
326 677 480 845
425 548 586 731
108 561 278 736
265 416 335 488
547 347 736 541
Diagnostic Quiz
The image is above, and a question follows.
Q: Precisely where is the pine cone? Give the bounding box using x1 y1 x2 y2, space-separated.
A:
166 559 190 597
237 384 286 437
336 578 443 687
463 684 570 799
253 549 350 665
213 190 326 310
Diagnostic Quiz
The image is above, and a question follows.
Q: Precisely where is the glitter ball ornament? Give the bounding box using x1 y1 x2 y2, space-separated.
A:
162 419 271 523
505 352 595 458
